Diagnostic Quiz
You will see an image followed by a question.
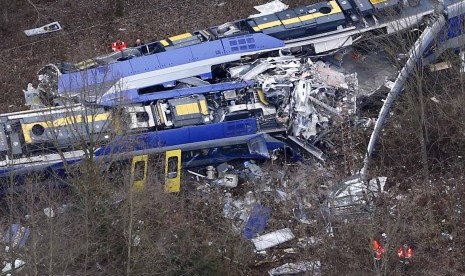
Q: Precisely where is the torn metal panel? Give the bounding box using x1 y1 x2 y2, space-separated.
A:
229 64 252 78
23 83 46 110
241 61 276 80
24 22 62 36
244 160 264 178
288 136 327 162
268 261 321 276
178 77 210 86
249 0 289 18
251 228 295 251
314 61 349 88
216 174 239 187
4 224 30 250
1 259 25 274
328 176 386 219
243 204 272 239
307 95 342 119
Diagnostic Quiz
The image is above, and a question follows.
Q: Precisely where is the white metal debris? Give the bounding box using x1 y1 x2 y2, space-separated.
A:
244 161 263 179
268 261 321 275
249 0 289 18
251 228 295 251
327 176 387 220
232 56 357 159
2 259 25 275
216 174 238 187
24 22 62 36
23 83 45 109
43 207 55 218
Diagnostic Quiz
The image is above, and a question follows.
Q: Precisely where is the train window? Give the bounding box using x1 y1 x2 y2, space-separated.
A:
221 144 249 155
319 6 331 14
32 124 45 136
167 156 178 179
136 112 149 122
138 84 175 95
133 161 146 181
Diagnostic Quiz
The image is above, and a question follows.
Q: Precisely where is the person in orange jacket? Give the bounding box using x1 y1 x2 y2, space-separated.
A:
111 39 127 51
397 243 414 271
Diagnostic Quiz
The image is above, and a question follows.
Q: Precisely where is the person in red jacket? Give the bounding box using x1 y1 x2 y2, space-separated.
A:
397 243 414 271
372 238 385 267
111 39 127 51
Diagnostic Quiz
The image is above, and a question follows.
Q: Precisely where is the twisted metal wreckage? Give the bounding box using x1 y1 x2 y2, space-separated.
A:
2 0 465 273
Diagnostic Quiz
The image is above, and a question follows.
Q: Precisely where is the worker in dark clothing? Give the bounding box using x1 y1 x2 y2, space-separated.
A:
134 38 142 47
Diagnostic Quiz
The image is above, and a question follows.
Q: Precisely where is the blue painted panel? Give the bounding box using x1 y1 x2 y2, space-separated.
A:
58 73 82 93
59 65 117 94
243 204 271 239
4 224 30 248
59 33 281 95
189 40 225 60
222 33 284 54
125 54 161 75
199 72 213 79
106 60 136 79
157 47 194 68
94 118 258 156
447 14 465 39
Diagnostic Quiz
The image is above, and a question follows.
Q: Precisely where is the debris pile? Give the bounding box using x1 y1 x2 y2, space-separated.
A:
229 55 358 160
2 224 30 275
184 159 387 273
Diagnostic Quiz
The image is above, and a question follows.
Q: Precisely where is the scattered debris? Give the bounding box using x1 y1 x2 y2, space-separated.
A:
297 236 321 248
24 22 62 36
442 231 453 241
23 83 45 109
215 174 239 187
230 56 358 158
2 259 25 275
187 170 206 179
327 176 386 221
268 261 321 275
206 166 216 180
249 0 288 18
244 161 263 179
3 224 30 251
44 207 55 218
428 61 452 72
430 96 440 103
223 191 258 233
251 228 295 251
243 204 271 239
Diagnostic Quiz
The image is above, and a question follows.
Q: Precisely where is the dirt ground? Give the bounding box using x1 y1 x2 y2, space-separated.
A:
0 0 313 113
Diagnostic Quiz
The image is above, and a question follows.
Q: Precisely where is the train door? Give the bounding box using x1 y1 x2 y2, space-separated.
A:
164 149 182 193
131 154 148 191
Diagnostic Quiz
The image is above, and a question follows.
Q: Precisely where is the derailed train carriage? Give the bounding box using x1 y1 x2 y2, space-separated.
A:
5 0 465 193
1 84 300 193
28 0 428 108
